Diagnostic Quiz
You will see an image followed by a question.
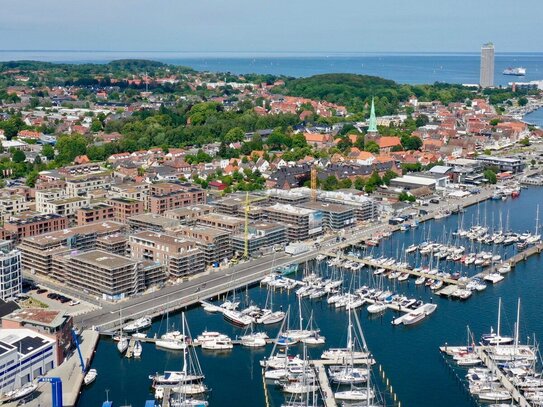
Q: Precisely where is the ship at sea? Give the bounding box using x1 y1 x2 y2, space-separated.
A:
502 67 526 76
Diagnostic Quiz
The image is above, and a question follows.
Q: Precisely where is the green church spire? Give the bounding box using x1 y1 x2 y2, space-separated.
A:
368 97 378 133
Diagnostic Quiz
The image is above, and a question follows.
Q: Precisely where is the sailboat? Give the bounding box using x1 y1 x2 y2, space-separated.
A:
481 298 514 345
117 310 128 354
329 309 369 384
152 313 207 397
526 205 541 244
256 284 285 325
284 297 319 340
321 307 371 362
133 340 143 358
334 311 384 406
156 312 187 351
301 312 325 345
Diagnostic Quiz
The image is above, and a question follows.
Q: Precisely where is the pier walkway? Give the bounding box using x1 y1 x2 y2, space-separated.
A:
324 253 465 286
312 360 337 407
475 242 543 280
474 347 530 407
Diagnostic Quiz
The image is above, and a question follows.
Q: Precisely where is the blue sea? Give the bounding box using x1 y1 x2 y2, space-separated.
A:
77 188 543 407
1 51 543 85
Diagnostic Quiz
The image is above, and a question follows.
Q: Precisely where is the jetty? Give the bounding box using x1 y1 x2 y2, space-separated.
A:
323 253 465 286
441 345 531 407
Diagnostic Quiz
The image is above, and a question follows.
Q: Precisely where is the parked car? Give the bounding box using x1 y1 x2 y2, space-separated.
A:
36 288 48 294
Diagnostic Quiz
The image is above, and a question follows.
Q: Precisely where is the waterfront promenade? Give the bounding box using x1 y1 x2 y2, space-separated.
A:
72 186 498 332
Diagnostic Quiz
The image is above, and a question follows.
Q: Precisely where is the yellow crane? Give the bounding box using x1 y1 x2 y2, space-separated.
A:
244 192 268 259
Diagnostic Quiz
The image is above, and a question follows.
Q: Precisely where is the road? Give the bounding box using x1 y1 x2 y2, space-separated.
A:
47 185 497 330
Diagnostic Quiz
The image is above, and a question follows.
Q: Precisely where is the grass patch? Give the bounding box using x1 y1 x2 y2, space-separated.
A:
21 297 49 309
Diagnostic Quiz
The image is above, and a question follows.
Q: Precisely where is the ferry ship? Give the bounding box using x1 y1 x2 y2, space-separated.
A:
502 67 526 76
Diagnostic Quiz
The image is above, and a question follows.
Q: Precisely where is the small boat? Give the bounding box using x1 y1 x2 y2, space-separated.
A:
415 276 426 285
3 383 38 402
334 388 375 401
477 391 512 401
240 332 268 348
123 316 152 333
84 369 98 385
367 302 386 314
117 336 128 354
133 340 143 358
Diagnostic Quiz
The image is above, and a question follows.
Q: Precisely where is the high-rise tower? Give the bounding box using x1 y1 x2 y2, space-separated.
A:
367 97 378 135
480 42 495 88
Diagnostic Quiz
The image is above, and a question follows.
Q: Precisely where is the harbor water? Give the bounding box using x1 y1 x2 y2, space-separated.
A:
78 187 543 407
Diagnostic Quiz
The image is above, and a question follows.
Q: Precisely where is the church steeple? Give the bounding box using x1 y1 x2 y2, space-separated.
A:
368 97 378 134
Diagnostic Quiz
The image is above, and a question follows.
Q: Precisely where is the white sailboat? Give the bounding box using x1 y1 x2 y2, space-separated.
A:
154 313 208 402
284 297 319 340
117 310 128 354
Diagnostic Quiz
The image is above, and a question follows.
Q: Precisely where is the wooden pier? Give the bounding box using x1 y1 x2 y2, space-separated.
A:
474 347 530 407
312 360 337 407
441 345 531 407
475 241 543 280
324 253 465 286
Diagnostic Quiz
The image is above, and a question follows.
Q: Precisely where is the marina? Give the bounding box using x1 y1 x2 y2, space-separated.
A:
73 186 543 407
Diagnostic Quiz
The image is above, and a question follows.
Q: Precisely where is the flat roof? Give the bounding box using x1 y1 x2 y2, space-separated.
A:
128 213 181 227
266 203 315 216
302 201 353 213
391 175 436 186
22 221 125 245
71 249 137 270
3 308 67 328
476 155 521 164
0 329 55 356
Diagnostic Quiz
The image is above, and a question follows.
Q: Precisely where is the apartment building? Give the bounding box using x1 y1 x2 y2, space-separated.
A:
0 194 29 222
76 203 115 226
163 204 215 225
129 231 204 278
0 240 21 301
65 174 111 197
109 183 149 210
19 221 126 277
41 196 90 217
263 203 323 241
232 222 287 256
149 183 206 214
1 214 68 243
96 234 129 255
107 197 145 223
35 189 65 212
174 226 232 265
302 202 356 230
196 213 245 233
127 213 181 232
62 250 143 300
214 193 267 219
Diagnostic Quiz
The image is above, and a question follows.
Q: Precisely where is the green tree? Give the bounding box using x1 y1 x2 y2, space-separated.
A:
339 178 352 189
12 149 26 163
25 170 39 187
354 177 365 191
382 170 398 185
224 127 245 143
518 96 528 106
519 137 530 147
322 175 339 191
364 141 380 154
415 114 429 128
42 144 55 160
55 134 88 164
484 169 497 184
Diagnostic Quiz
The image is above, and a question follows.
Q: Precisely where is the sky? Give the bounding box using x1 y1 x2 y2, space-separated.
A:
0 0 540 53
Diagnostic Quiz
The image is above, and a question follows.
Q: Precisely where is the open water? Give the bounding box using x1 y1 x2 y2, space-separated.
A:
77 187 543 407
1 51 543 85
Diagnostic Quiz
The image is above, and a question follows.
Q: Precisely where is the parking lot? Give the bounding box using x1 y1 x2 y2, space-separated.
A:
22 284 98 316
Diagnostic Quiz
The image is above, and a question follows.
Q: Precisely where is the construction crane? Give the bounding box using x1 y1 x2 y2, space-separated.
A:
244 192 268 259
310 165 318 203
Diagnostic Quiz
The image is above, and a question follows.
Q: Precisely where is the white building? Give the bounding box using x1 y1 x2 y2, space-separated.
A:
0 329 57 392
0 241 21 301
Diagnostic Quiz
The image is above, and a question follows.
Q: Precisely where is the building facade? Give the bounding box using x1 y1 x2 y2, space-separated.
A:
0 241 21 301
480 42 495 88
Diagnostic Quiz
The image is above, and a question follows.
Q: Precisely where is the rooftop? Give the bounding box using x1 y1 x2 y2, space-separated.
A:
71 249 137 270
3 308 67 328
